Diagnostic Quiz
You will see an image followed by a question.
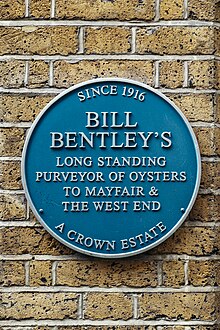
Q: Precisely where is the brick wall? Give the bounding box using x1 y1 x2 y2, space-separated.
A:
0 0 219 329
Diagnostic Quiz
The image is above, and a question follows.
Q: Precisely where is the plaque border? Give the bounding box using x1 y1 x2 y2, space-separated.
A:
21 78 201 258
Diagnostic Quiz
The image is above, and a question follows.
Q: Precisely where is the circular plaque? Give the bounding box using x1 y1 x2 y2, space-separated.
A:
22 78 201 258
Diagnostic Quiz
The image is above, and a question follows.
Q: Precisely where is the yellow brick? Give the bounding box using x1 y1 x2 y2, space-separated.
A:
216 94 220 124
162 261 185 287
189 61 216 89
139 293 216 320
0 293 78 319
0 60 25 88
58 327 154 330
136 27 214 55
0 227 72 255
189 194 220 222
159 61 184 88
154 227 216 255
28 60 50 88
188 0 217 21
29 261 52 286
30 0 51 18
0 261 25 286
167 93 214 122
188 260 220 286
53 60 154 87
0 194 26 221
1 94 54 122
56 260 157 287
193 127 217 156
215 28 220 56
84 293 132 320
0 27 78 55
56 0 155 20
201 161 220 190
0 0 25 19
0 161 22 190
85 27 131 54
0 128 25 157
160 0 184 20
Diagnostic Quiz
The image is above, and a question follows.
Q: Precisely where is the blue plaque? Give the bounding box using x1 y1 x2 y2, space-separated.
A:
22 78 201 258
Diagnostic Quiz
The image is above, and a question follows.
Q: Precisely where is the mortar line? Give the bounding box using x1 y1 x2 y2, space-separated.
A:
132 294 139 319
157 260 163 286
0 320 216 326
1 188 219 196
78 27 85 54
1 121 219 129
0 20 216 27
24 61 29 87
0 54 217 61
52 261 58 286
1 220 219 228
1 254 220 262
131 27 136 54
78 293 84 319
51 0 56 18
49 61 54 87
184 257 190 286
0 87 218 94
154 61 160 88
25 0 29 17
183 61 188 87
184 0 189 19
0 285 218 293
24 260 30 286
155 0 160 21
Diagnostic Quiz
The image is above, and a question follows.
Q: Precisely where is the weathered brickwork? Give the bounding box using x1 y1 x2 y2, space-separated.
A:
0 0 219 328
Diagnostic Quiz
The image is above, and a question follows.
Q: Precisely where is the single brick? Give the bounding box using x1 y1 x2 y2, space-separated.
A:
186 327 219 330
189 61 216 89
138 293 216 320
53 60 154 87
0 0 25 19
193 127 217 157
159 61 184 88
29 261 52 286
201 161 220 190
154 227 217 255
0 60 25 88
188 0 217 21
0 27 78 55
0 128 26 157
189 194 220 222
1 94 54 122
0 161 22 190
56 260 157 287
29 0 51 18
0 194 26 221
56 0 155 20
0 227 72 255
136 27 214 55
160 0 184 20
84 27 131 54
162 260 185 287
0 261 25 286
84 293 132 320
28 60 50 88
216 94 220 124
167 93 214 122
215 28 220 56
188 260 220 286
57 327 155 330
0 292 78 319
